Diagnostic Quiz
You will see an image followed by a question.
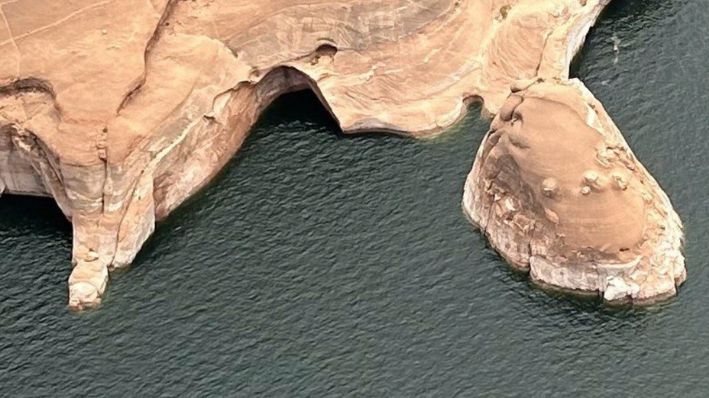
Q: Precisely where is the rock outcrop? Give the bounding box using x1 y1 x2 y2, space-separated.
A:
0 0 682 308
463 79 685 302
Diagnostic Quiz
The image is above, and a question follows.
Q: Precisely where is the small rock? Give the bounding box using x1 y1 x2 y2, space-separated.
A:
611 172 628 190
545 208 560 224
541 177 558 198
583 170 598 184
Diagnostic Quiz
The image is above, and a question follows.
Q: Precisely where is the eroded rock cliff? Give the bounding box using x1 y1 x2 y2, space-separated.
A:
0 0 682 309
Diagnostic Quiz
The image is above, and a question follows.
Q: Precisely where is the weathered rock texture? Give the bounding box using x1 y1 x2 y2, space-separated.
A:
463 79 685 302
0 0 682 308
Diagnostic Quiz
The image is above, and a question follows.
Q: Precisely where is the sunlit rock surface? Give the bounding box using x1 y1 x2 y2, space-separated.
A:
0 0 681 309
463 79 685 303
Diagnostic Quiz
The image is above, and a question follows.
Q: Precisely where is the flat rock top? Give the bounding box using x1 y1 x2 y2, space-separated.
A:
489 81 648 261
465 79 685 301
477 79 683 268
0 0 605 165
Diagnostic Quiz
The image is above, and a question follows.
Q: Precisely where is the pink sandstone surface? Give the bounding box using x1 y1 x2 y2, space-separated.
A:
0 0 684 309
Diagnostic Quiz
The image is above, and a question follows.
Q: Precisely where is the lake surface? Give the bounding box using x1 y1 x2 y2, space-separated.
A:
1 1 707 396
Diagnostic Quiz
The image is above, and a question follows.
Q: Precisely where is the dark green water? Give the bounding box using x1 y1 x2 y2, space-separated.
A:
1 1 707 396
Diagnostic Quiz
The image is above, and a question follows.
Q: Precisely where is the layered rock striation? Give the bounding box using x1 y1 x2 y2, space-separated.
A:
0 0 683 308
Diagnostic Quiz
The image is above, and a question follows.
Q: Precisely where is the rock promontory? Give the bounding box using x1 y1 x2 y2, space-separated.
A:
463 79 685 302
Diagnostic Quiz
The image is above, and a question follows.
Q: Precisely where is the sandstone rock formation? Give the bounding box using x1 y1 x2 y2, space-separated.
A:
0 0 682 309
462 79 685 302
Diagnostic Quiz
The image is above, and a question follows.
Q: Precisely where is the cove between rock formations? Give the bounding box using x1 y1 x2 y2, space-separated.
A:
0 0 684 309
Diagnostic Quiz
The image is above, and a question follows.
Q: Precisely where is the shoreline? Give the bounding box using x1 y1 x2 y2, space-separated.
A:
0 0 683 309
